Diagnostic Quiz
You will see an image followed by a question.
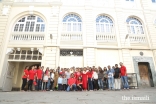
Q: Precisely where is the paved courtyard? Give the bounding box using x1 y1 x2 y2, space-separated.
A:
0 88 156 104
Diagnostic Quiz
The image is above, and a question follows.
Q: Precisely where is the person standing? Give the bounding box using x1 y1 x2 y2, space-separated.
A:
87 68 93 91
62 75 67 91
82 68 88 91
28 66 35 91
114 64 121 91
36 66 42 91
53 70 59 90
50 69 54 91
21 66 29 91
43 71 48 91
103 67 108 90
119 62 129 90
92 69 98 91
107 65 115 91
57 74 63 91
98 67 104 90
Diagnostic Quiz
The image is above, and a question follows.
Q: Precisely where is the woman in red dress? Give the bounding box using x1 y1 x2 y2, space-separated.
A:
82 68 88 91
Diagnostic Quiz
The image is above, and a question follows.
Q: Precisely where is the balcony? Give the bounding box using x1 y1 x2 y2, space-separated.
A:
129 35 147 44
96 33 117 45
60 32 83 45
10 32 45 45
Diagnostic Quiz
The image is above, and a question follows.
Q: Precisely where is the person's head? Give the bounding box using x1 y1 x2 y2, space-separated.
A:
25 66 29 70
104 67 107 71
84 67 86 71
46 67 49 71
34 66 37 69
107 65 111 70
119 62 123 66
115 64 118 68
112 66 115 69
78 76 82 81
41 66 44 70
31 66 34 69
70 73 74 78
59 74 62 77
38 66 41 69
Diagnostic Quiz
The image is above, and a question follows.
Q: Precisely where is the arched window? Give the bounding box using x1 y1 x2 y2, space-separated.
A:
62 14 82 32
96 15 113 33
126 17 144 34
13 15 45 32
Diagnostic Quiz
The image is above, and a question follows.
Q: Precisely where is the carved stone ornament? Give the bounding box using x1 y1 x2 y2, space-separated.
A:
2 5 10 16
6 48 14 54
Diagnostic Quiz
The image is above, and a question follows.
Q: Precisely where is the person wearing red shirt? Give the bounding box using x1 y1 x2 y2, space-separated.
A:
87 68 93 91
77 76 83 91
21 66 29 91
28 66 35 91
82 68 88 91
119 62 129 90
67 73 77 91
36 66 42 91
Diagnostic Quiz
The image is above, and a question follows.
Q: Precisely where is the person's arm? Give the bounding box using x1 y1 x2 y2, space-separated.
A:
119 69 121 78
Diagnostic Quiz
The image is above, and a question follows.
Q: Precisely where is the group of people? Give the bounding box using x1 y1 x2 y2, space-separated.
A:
21 62 129 92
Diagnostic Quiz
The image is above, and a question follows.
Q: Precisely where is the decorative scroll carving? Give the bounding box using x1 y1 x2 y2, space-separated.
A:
60 49 83 56
2 5 10 16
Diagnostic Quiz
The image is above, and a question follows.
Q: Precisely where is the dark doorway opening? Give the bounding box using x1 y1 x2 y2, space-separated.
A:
138 62 154 87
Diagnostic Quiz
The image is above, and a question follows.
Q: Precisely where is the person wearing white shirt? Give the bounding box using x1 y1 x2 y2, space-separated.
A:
92 69 98 91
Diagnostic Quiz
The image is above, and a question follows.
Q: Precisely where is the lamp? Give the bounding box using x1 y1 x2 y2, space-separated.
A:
125 34 129 39
50 34 53 39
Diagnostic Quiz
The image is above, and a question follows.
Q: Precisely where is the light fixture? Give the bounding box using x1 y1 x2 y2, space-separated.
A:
50 34 53 39
17 48 20 51
125 34 129 39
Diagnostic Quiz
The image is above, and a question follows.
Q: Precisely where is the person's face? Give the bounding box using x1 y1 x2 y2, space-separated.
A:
34 66 37 68
26 66 29 69
115 65 118 68
119 62 122 66
39 66 41 69
108 66 110 69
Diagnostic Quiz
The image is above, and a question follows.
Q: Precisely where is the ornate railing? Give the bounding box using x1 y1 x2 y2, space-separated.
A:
96 33 116 42
11 33 44 41
129 35 147 43
61 33 82 41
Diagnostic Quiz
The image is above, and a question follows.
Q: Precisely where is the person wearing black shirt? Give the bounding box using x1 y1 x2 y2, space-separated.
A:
114 64 121 91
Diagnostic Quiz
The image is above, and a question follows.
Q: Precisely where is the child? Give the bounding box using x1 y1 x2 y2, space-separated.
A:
62 75 67 91
77 76 83 91
57 74 63 91
43 71 48 91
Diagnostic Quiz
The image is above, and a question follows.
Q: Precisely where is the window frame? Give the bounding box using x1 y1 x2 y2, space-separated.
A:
13 16 45 32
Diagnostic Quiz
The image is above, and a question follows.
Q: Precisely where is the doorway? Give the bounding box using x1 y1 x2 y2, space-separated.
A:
2 62 41 91
138 62 154 87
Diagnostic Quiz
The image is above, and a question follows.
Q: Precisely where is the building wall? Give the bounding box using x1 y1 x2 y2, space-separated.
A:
0 0 156 90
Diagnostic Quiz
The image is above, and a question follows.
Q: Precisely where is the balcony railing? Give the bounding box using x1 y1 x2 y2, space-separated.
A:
96 33 116 42
61 33 82 41
10 33 44 41
129 35 147 43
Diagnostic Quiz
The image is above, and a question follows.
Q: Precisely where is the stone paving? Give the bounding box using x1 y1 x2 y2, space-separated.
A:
0 88 156 104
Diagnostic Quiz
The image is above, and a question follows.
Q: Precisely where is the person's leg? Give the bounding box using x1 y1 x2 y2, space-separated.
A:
96 79 98 90
98 79 101 89
72 84 77 91
67 85 70 92
28 80 30 91
111 77 114 89
121 76 125 89
21 78 27 90
45 82 47 90
100 79 103 90
124 76 129 89
118 78 121 90
114 78 118 90
90 80 93 90
88 78 91 90
108 78 111 89
30 80 33 91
